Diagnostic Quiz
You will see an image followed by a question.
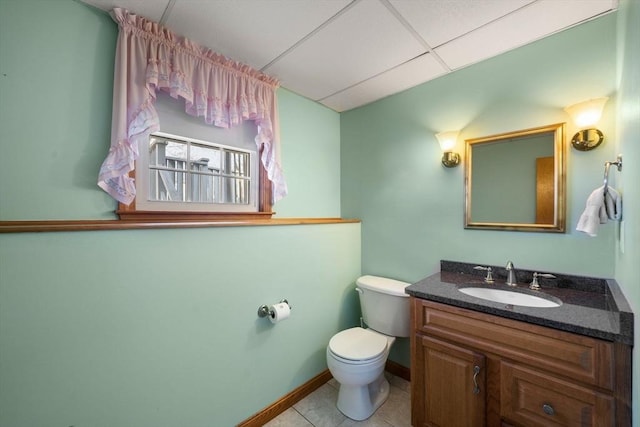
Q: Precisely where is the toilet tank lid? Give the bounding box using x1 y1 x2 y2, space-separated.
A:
356 275 410 297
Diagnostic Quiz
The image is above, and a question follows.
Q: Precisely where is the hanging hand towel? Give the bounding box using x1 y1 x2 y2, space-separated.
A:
604 186 622 220
576 186 607 237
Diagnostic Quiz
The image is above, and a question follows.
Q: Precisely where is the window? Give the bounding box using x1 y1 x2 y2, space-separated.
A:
99 9 286 216
142 132 257 212
116 94 273 221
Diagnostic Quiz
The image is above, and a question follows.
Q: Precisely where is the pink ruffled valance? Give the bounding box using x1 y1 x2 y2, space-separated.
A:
98 8 287 205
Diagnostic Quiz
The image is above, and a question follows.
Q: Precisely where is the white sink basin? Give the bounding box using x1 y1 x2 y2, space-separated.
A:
458 287 561 308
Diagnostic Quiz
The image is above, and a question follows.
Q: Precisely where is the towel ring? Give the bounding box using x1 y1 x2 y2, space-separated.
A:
603 154 622 192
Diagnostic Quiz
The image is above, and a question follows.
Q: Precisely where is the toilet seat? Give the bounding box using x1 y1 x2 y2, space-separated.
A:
328 327 388 362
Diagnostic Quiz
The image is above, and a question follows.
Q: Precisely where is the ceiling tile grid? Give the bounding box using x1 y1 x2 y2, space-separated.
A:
388 0 535 48
80 0 618 112
166 0 351 70
434 0 619 70
263 0 427 101
321 53 448 112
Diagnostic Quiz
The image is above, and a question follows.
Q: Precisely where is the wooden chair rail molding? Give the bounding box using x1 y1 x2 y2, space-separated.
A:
0 218 360 233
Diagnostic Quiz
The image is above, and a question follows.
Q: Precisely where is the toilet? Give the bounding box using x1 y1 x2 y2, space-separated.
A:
326 275 410 420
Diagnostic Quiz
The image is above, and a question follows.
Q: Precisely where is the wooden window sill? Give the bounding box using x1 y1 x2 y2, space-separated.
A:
0 218 360 233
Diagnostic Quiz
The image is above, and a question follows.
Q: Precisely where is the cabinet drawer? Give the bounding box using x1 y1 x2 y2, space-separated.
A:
412 298 614 389
501 362 614 427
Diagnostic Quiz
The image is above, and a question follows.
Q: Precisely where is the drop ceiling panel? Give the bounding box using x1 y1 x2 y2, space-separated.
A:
166 0 351 70
435 0 617 70
263 0 426 101
80 0 618 111
321 54 448 112
81 0 167 21
389 0 535 48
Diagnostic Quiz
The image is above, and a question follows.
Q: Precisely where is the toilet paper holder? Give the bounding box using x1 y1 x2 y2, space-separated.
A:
257 299 291 318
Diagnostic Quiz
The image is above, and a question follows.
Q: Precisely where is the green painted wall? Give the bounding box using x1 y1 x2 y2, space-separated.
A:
1 0 637 425
275 88 342 218
0 0 116 220
342 13 619 282
341 11 625 379
615 0 640 424
0 1 359 426
0 226 361 426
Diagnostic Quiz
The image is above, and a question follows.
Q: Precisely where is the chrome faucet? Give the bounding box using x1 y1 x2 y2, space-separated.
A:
505 261 517 286
530 272 556 290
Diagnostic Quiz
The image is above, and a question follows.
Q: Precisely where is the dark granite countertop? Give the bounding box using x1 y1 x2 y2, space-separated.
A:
405 260 634 345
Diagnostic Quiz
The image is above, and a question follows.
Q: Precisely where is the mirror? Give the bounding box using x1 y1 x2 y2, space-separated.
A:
464 123 566 232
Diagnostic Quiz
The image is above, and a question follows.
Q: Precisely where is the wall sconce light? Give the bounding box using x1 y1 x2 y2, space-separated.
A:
564 97 608 151
435 131 460 167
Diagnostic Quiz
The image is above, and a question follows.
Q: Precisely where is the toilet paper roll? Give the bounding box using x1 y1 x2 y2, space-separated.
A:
269 302 290 324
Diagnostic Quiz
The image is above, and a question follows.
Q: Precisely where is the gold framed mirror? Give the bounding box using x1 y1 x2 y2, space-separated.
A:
464 123 566 232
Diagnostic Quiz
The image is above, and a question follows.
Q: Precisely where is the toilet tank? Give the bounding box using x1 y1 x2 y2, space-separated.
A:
356 275 410 338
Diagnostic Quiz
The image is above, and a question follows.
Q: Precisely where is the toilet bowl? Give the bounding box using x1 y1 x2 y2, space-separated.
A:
326 274 409 420
326 327 395 420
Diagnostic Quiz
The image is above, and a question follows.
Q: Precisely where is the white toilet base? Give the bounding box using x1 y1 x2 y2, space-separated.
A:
336 373 390 421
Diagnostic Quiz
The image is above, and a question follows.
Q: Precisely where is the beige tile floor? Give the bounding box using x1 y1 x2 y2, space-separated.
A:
264 373 411 427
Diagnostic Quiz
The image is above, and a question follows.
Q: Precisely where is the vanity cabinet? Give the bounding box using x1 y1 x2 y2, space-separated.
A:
416 335 486 426
410 297 631 427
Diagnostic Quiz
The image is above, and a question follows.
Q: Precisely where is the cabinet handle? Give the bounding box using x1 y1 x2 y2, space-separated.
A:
472 365 480 394
542 404 555 416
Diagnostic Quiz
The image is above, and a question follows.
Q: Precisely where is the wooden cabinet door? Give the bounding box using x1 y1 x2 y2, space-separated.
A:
414 334 486 427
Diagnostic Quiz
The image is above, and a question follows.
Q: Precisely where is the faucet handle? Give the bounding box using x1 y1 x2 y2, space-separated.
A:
473 266 494 284
530 272 556 290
